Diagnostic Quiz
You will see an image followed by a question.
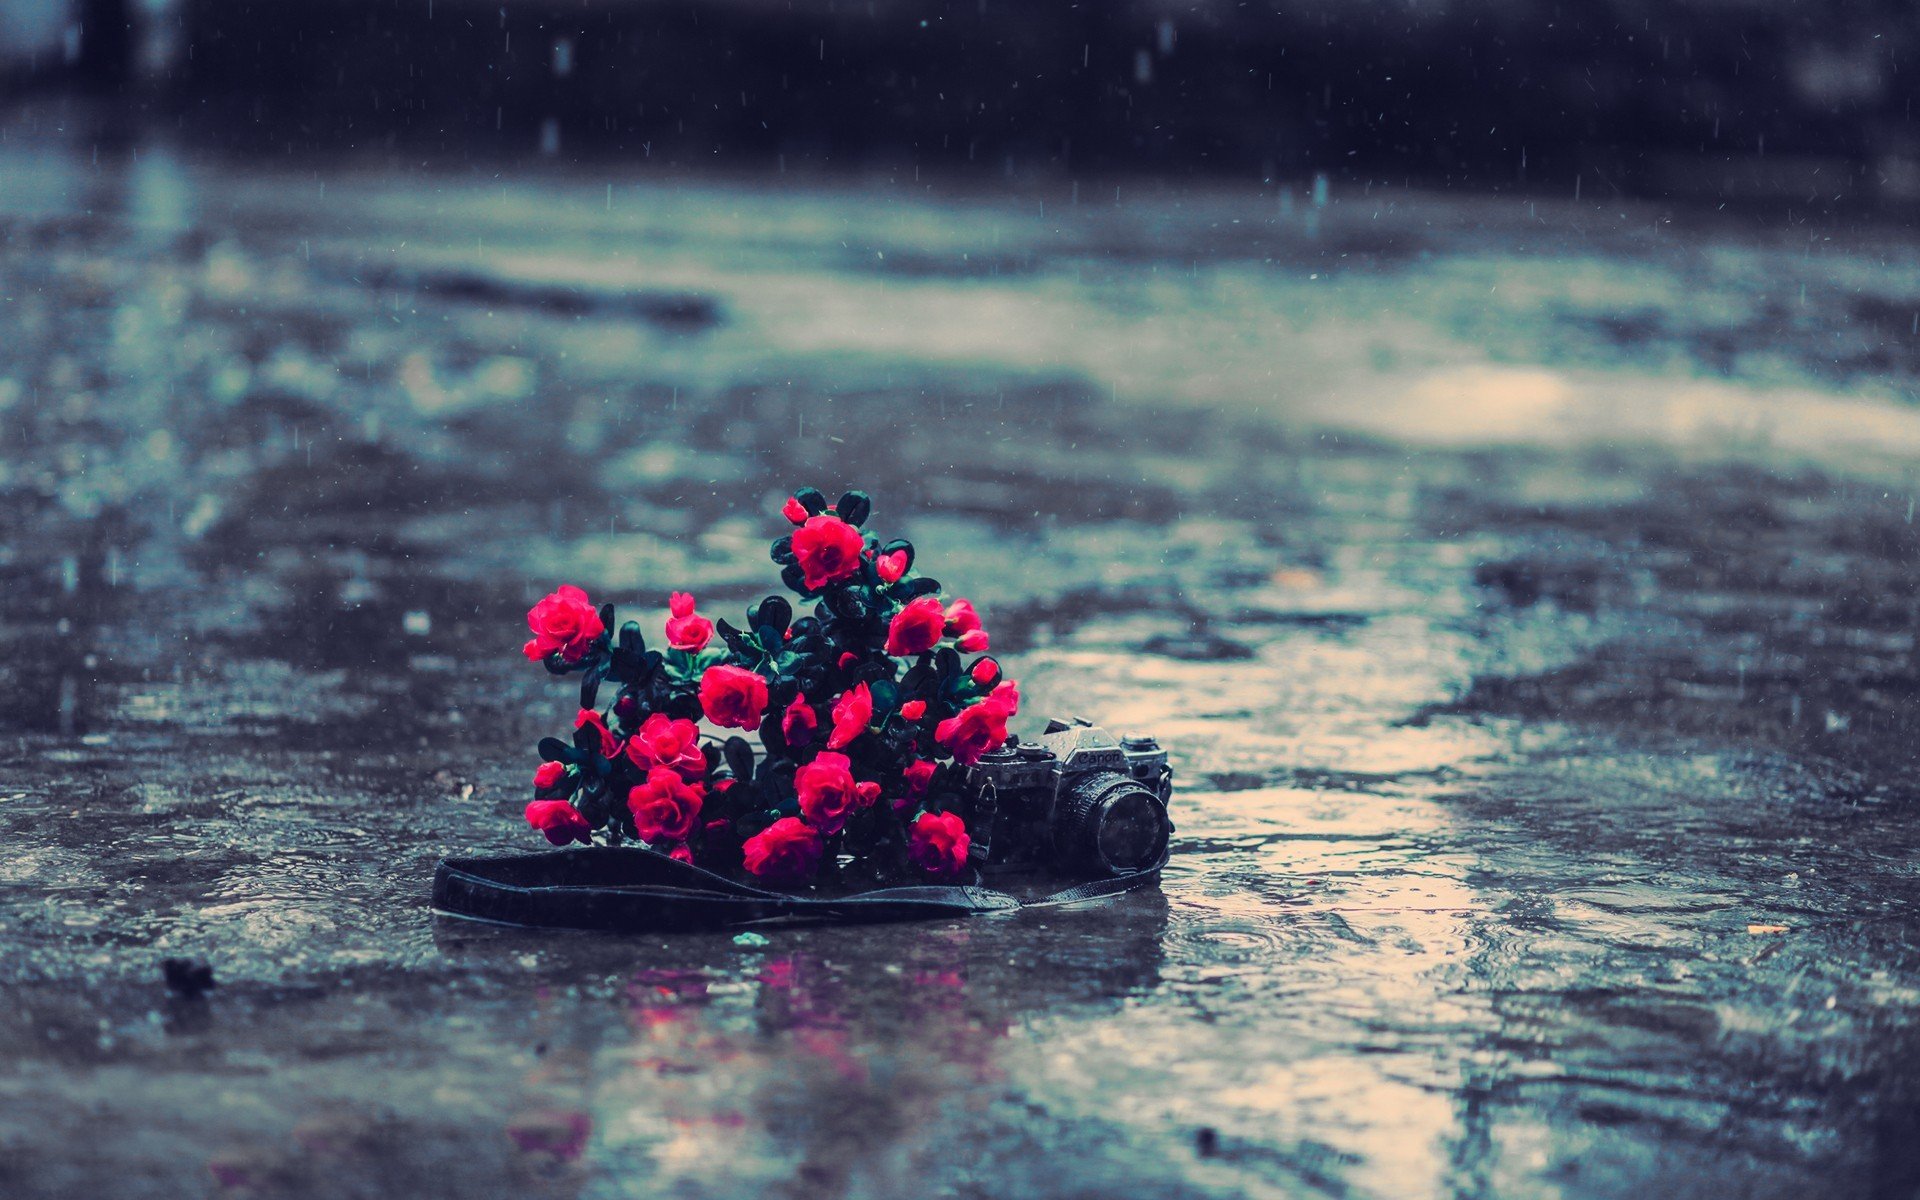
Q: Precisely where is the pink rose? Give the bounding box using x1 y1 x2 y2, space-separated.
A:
827 682 872 750
533 760 568 795
574 708 621 757
902 759 937 799
876 549 909 584
526 799 592 846
794 750 859 835
934 698 1010 765
791 514 865 590
907 811 970 879
700 665 770 730
627 767 705 843
782 692 818 747
885 595 946 657
665 592 713 652
900 699 927 721
624 712 705 779
969 658 1000 688
742 817 823 882
523 585 605 663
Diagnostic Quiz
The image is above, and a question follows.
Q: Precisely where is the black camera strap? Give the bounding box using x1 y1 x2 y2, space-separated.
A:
433 846 1166 934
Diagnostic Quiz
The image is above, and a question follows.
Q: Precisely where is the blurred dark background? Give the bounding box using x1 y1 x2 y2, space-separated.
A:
2 0 1914 204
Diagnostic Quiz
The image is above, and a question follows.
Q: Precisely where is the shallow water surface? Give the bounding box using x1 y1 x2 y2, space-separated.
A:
2 145 1919 1199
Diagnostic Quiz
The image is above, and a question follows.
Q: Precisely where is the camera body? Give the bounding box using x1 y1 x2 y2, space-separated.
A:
964 717 1174 877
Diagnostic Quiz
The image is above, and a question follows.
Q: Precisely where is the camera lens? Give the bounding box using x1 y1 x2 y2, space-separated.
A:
1055 772 1170 876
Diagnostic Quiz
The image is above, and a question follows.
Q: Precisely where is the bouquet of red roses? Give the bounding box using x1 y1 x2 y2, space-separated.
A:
518 487 1019 886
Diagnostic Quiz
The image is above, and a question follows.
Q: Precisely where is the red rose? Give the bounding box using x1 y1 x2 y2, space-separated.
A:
700 665 769 730
990 679 1021 717
628 766 705 843
794 750 859 834
526 799 592 846
575 708 621 757
781 495 809 524
827 682 872 750
969 658 1000 688
533 761 569 795
666 842 695 865
665 592 713 652
524 585 605 663
907 811 971 879
791 514 865 590
625 712 705 779
782 693 818 747
935 698 1010 765
899 699 927 721
742 817 823 882
944 598 982 637
855 780 882 810
902 758 936 799
885 595 946 657
876 549 909 584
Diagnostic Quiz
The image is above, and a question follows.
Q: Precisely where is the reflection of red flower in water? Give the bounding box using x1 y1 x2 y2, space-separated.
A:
506 1109 593 1161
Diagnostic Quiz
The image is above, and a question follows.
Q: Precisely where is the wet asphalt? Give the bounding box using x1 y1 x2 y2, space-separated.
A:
3 139 1920 1199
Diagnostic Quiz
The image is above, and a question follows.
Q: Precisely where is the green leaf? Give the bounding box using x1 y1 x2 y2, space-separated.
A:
751 595 793 631
836 490 872 526
793 487 827 515
723 736 756 782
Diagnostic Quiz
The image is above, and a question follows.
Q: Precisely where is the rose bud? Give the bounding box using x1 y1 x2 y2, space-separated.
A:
968 658 1000 688
791 514 865 590
885 595 946 657
957 630 990 653
665 592 713 652
827 682 873 750
899 699 927 721
525 799 592 846
854 781 882 810
837 651 860 671
627 767 706 844
742 817 823 883
875 549 909 584
667 842 695 865
699 665 770 730
794 751 859 835
907 811 971 879
533 760 570 796
781 495 809 525
624 713 705 779
782 693 819 747
935 698 1011 765
574 708 622 758
523 585 605 663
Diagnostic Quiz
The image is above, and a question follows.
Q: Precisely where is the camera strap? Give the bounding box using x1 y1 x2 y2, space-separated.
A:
433 846 1166 933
